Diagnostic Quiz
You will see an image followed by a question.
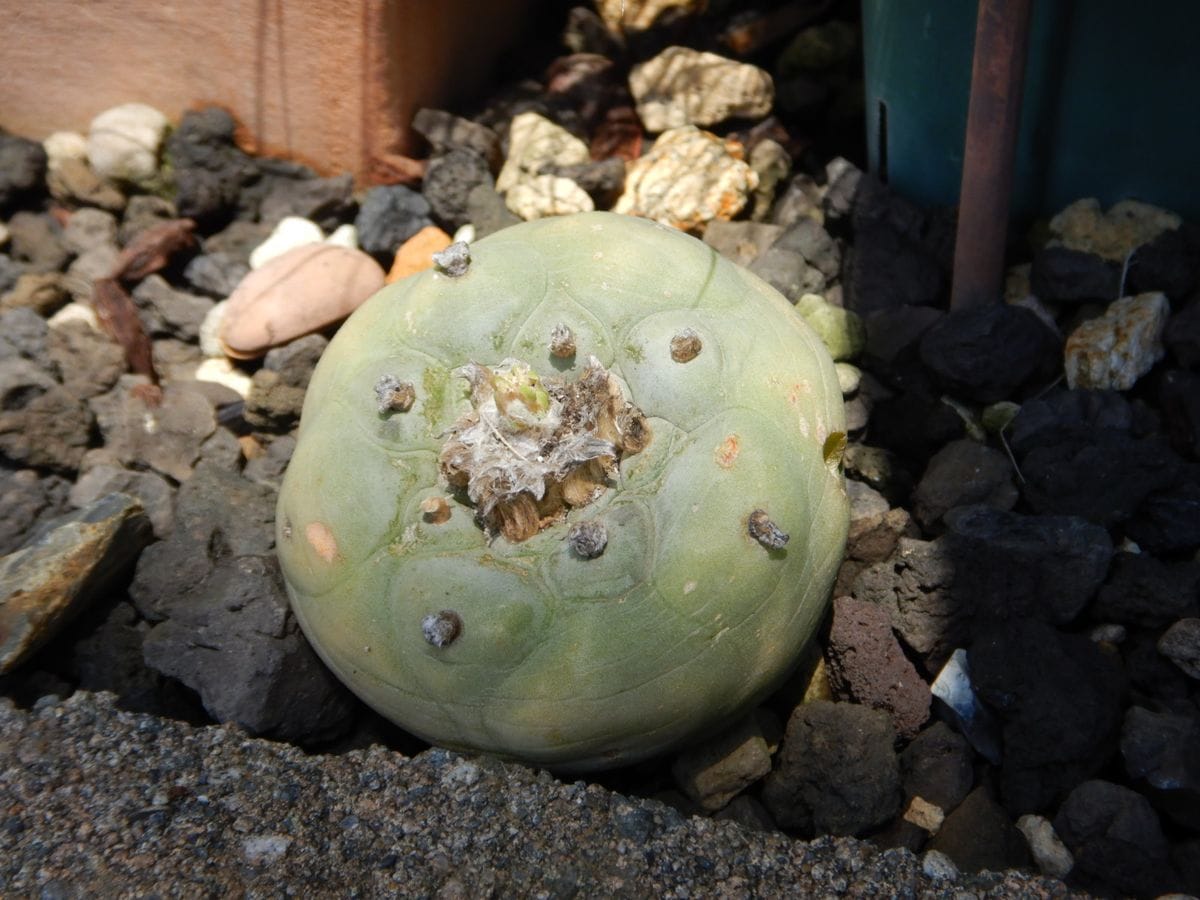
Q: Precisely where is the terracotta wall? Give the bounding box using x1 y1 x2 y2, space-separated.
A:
0 0 532 181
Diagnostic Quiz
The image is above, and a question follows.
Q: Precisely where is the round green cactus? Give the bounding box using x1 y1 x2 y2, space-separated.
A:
276 211 848 770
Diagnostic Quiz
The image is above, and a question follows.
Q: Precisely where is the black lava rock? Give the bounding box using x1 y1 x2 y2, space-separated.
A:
1007 387 1137 456
1053 779 1179 897
1092 552 1200 628
258 172 356 231
1126 474 1200 554
0 130 47 211
1120 705 1200 830
900 720 975 812
1019 428 1182 525
1030 245 1121 303
863 391 967 466
761 700 901 836
919 304 1060 403
422 148 494 231
355 185 434 263
167 107 259 227
911 439 1018 530
970 620 1126 815
926 786 1031 875
943 504 1113 625
851 537 964 670
843 220 945 314
1165 295 1200 368
1127 224 1200 300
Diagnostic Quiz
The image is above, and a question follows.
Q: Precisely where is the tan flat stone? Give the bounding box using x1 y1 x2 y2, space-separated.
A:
219 244 385 359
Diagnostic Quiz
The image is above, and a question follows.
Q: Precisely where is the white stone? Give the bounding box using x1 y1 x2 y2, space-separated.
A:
42 131 89 172
199 301 229 358
452 223 476 244
903 796 945 834
249 216 325 270
835 362 861 396
1050 197 1181 261
48 301 101 332
596 0 703 32
323 223 358 250
496 112 591 194
86 102 170 186
630 46 774 131
505 175 594 220
921 850 959 882
614 126 758 233
192 357 253 399
1016 814 1074 879
1064 292 1169 390
242 834 291 866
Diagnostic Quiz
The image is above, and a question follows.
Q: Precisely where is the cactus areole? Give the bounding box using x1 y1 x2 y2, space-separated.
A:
277 212 849 771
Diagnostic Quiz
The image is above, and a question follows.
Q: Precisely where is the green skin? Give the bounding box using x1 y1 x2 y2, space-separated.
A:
277 211 849 771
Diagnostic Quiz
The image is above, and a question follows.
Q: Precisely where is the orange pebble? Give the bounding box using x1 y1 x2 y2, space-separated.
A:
386 226 453 283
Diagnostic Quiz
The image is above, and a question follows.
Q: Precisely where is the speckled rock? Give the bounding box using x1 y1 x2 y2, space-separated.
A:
0 691 1080 897
1063 292 1169 390
46 318 125 400
62 207 118 255
629 46 774 131
496 111 590 194
1092 552 1200 628
615 126 758 232
0 493 151 674
505 173 594 219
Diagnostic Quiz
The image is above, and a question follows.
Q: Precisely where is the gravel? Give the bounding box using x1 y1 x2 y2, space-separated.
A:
0 691 1082 898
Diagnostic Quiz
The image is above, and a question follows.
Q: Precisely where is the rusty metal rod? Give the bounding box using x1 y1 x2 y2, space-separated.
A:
950 0 1033 310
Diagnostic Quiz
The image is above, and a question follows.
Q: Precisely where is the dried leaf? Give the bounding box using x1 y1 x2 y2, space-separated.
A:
368 153 427 186
111 218 197 281
92 276 157 383
591 105 643 162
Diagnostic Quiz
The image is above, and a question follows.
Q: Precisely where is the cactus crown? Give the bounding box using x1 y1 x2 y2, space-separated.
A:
438 355 649 542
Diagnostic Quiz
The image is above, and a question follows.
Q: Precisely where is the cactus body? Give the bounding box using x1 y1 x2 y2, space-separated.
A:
277 212 848 770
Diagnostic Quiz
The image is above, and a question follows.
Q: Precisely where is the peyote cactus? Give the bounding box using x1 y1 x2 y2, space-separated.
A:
276 211 849 771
